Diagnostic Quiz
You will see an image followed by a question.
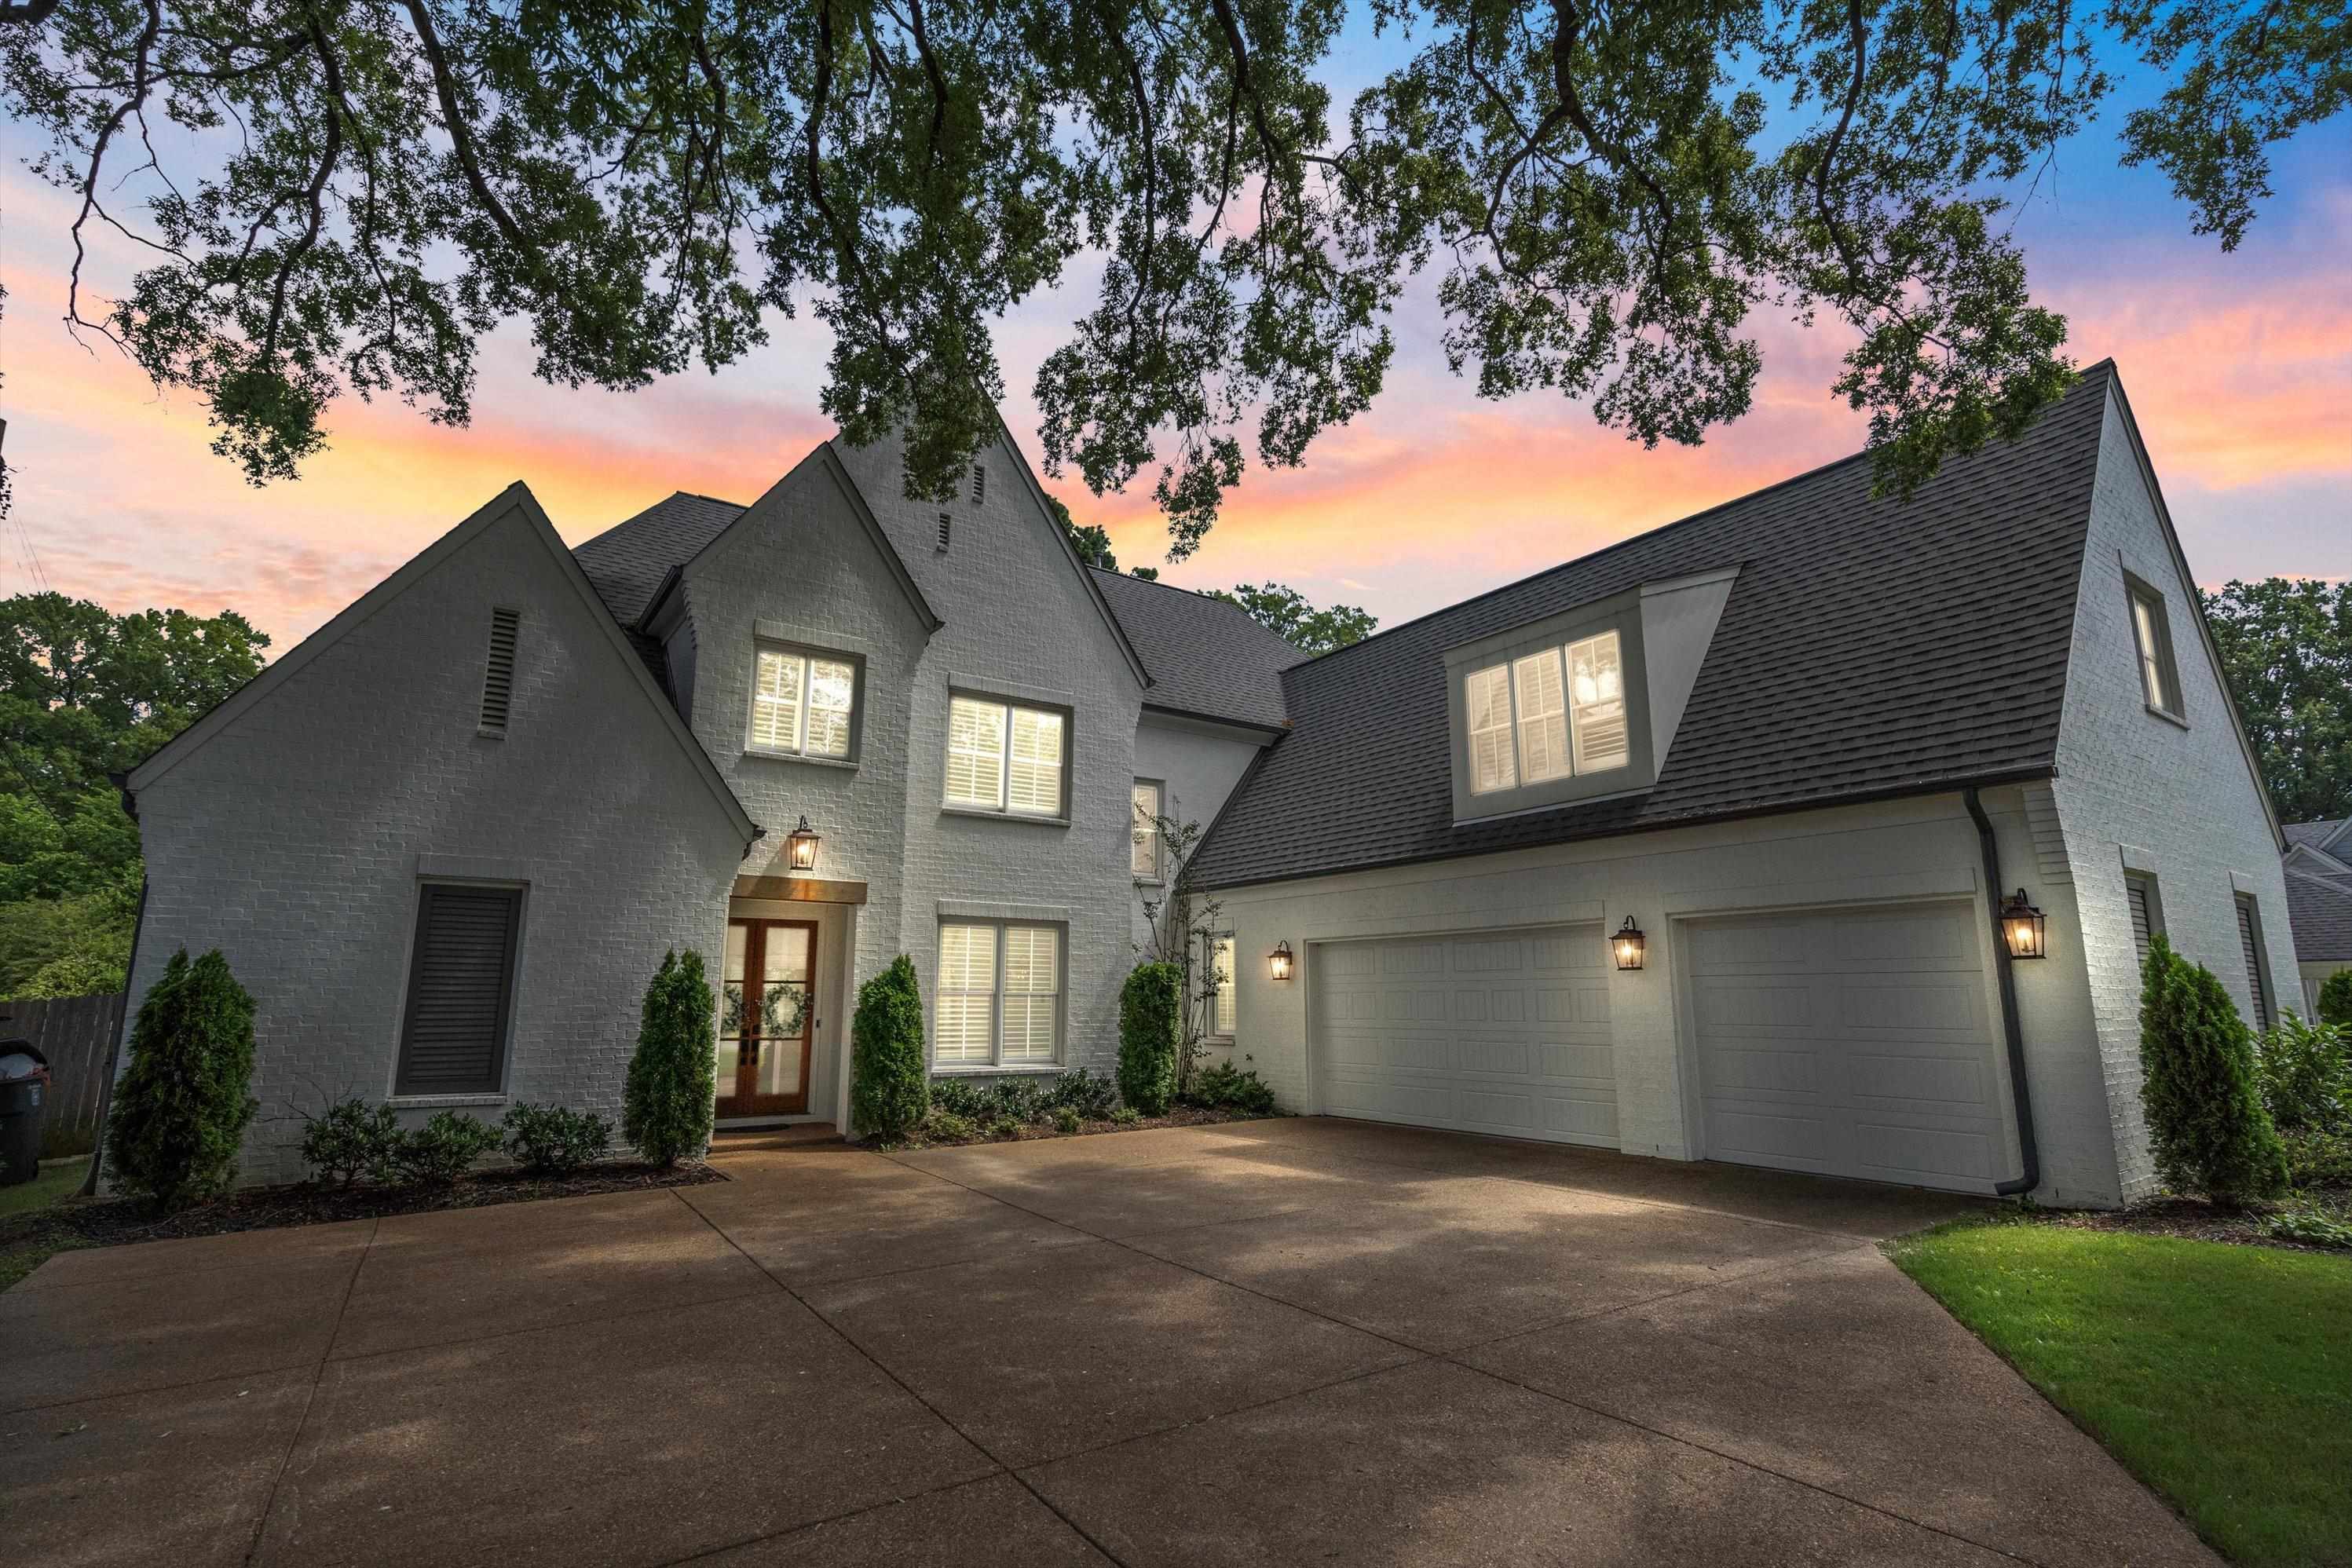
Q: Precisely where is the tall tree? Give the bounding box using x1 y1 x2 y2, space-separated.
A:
1210 582 1377 655
2204 577 2350 823
4 2 2341 559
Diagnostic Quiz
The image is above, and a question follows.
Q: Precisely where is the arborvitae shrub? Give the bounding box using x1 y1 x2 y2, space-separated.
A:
2138 934 2288 1204
1118 962 1182 1116
625 949 718 1167
105 949 258 1209
850 956 928 1139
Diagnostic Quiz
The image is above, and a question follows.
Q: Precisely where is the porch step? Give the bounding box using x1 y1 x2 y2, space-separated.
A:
710 1123 845 1152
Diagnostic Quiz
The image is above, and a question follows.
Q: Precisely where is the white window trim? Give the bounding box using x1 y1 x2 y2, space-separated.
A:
1203 930 1237 1040
1465 630 1633 796
745 641 863 763
933 919 1067 1071
2123 572 2186 726
943 689 1072 822
1132 779 1165 883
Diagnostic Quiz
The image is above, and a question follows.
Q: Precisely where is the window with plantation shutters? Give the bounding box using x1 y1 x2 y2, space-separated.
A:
479 608 520 733
943 693 1067 818
2235 894 2273 1032
1463 628 1630 797
2124 875 2161 967
935 920 1063 1068
395 883 523 1095
748 645 858 760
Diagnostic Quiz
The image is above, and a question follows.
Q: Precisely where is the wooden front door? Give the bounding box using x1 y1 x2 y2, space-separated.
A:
719 919 817 1118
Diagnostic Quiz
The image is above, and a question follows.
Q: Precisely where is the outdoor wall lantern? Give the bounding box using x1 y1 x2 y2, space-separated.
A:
1268 941 1296 981
1999 889 2047 960
1611 916 1646 971
785 815 823 873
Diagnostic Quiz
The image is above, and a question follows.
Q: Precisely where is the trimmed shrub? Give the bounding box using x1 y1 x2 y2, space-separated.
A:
1183 1062 1278 1115
375 1111 501 1186
2253 1016 2351 1135
105 948 258 1209
625 949 719 1167
2284 1128 2352 1188
927 1078 988 1119
503 1103 614 1176
1111 1106 1142 1126
2138 934 2288 1204
1050 1105 1082 1134
1043 1067 1118 1120
2319 969 2352 1028
988 1116 1021 1139
1118 961 1181 1116
301 1098 399 1188
851 956 929 1139
980 1077 1046 1124
924 1109 977 1142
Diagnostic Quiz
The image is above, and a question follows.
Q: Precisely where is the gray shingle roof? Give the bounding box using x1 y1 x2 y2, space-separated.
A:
2286 868 2352 964
1188 363 2121 890
1089 569 1309 729
2284 818 2350 854
573 492 746 682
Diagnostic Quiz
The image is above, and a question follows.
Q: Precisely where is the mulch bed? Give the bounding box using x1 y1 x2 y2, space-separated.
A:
873 1106 1275 1151
0 1161 729 1255
2039 1184 2351 1254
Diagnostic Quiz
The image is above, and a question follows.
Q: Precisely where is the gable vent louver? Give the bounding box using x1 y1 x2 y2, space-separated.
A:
970 464 986 504
479 607 521 734
937 513 953 551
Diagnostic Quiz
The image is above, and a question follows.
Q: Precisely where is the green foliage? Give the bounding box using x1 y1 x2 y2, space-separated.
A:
624 950 717 1168
988 1116 1021 1140
1183 1062 1279 1115
2202 579 2349 821
923 1109 978 1143
2138 934 2289 1203
1208 584 1378 656
850 956 929 1139
2282 1129 2352 1189
2252 1015 2351 1135
299 1097 399 1188
8 7 2340 553
2267 1204 2352 1250
1050 1105 1082 1135
375 1111 502 1186
502 1103 614 1176
927 1078 988 1120
1112 1106 1143 1127
1044 1067 1119 1120
2317 969 2352 1029
104 949 258 1209
1119 962 1182 1116
0 594 269 997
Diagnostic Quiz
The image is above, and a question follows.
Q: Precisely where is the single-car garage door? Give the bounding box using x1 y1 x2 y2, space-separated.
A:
1686 901 2010 1192
1311 927 1616 1146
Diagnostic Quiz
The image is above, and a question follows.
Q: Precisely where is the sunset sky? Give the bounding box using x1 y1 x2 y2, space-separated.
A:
4 31 2347 654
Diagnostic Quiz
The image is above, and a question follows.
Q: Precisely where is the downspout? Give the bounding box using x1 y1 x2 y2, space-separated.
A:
1964 785 2041 1198
80 776 148 1197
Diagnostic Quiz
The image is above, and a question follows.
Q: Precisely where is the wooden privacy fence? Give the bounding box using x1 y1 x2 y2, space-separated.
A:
0 992 126 1156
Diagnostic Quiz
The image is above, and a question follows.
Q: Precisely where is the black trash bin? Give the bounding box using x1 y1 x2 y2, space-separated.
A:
0 1040 49 1187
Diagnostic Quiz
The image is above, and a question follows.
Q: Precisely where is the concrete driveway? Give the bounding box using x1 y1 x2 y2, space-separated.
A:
5 1118 2215 1567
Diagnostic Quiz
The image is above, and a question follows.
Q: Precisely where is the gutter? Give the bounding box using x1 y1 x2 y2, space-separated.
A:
80 775 148 1197
1964 785 2042 1198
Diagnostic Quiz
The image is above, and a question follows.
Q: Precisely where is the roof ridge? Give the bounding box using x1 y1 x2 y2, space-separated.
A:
1283 360 2118 676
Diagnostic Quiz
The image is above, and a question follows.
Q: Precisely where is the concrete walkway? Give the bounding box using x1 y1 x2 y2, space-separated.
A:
4 1119 2215 1567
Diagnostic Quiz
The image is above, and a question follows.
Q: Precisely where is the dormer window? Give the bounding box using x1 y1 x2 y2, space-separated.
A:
1444 590 1652 821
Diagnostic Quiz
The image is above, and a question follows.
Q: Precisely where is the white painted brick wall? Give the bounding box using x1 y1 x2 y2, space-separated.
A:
126 501 746 1186
2045 389 2300 1201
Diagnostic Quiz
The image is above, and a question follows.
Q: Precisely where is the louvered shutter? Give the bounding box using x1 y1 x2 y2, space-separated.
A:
479 608 520 733
396 885 523 1094
2234 897 2272 1032
2124 879 2155 966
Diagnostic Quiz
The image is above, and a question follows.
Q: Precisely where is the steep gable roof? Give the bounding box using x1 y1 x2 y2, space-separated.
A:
573 491 744 682
130 484 759 846
1190 363 2121 890
1088 569 1307 731
2286 866 2352 964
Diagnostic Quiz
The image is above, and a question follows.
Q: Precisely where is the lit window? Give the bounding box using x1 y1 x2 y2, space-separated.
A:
2128 583 2183 718
1208 933 1236 1036
749 646 858 759
1465 628 1627 795
1131 780 1162 879
946 694 1066 817
936 920 1063 1068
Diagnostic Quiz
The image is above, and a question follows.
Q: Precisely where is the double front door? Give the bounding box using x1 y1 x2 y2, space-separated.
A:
719 919 817 1118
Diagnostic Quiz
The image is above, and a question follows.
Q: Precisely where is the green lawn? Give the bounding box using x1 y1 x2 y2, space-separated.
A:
0 1157 91 1289
1891 1220 2352 1566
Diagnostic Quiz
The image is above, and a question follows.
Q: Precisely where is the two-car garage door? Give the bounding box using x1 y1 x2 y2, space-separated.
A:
1307 901 2010 1193
1311 927 1618 1146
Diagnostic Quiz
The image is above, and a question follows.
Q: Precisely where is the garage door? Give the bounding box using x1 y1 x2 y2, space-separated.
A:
1311 927 1616 1146
1687 902 2009 1192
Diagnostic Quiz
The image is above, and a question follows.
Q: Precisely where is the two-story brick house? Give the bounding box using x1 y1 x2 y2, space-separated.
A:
119 363 2295 1205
